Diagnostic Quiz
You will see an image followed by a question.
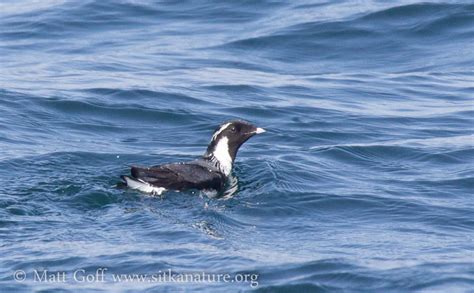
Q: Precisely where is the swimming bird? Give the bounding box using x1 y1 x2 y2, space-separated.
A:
120 120 265 196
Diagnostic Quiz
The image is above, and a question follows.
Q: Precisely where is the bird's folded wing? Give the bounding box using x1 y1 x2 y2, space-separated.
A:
130 163 224 190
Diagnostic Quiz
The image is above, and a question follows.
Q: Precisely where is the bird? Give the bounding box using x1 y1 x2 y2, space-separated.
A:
120 120 266 196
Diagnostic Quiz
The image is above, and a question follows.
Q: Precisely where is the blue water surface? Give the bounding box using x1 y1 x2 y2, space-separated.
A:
1 0 473 291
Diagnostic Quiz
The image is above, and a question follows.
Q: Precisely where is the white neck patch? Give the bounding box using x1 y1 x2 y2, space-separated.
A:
212 136 232 176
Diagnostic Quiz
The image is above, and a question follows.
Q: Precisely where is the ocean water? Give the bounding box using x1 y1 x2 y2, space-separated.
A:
1 0 473 291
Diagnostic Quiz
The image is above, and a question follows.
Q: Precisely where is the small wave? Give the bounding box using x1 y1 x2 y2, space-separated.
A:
311 135 474 151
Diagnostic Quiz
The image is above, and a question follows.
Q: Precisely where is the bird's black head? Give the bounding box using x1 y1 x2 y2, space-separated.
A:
204 120 265 175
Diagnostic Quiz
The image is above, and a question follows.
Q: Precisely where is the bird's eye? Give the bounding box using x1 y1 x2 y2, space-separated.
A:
230 126 237 133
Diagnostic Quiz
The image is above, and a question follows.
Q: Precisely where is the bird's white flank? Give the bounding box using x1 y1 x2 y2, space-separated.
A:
124 176 166 196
